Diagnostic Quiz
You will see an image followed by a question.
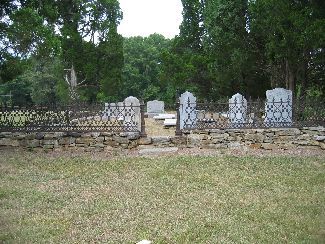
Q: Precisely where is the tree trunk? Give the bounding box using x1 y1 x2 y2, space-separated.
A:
285 59 295 97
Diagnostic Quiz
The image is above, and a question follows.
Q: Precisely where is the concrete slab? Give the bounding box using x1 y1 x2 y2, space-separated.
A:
153 114 175 120
139 147 178 155
164 119 177 126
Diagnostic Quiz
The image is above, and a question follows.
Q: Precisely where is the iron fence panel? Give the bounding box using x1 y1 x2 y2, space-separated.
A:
0 102 141 132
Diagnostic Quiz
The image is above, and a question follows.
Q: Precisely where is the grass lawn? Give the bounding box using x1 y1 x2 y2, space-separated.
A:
0 152 324 243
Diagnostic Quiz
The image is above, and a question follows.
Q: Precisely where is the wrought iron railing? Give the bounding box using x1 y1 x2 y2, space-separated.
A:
176 97 325 132
0 102 146 134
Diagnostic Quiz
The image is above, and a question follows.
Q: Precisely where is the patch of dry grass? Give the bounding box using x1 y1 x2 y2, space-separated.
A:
144 117 176 137
0 152 324 243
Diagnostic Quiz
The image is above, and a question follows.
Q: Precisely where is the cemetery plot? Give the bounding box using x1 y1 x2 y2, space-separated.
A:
178 90 325 131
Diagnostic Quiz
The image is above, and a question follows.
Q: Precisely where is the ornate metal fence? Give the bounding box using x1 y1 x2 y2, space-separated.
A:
0 102 146 135
176 97 325 132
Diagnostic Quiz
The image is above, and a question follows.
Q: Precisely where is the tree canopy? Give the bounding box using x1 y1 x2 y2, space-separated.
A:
0 0 324 105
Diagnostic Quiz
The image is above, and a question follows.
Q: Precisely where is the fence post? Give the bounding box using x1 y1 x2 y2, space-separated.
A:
140 100 147 137
175 97 182 136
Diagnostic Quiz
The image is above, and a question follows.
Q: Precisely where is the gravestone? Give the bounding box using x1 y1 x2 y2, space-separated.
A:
264 88 292 126
123 96 141 131
229 93 247 126
179 91 197 130
147 100 164 118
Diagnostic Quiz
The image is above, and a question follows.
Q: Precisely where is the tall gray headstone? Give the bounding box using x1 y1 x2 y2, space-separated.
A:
147 100 164 117
229 93 247 126
264 88 292 126
124 96 141 131
179 91 197 130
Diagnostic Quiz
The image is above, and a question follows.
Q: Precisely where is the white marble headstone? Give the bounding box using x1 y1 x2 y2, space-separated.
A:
124 96 141 131
146 100 164 118
264 88 292 126
147 100 164 114
229 93 247 126
179 91 197 130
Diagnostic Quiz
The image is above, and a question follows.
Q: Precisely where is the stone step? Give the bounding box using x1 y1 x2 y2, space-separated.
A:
139 147 178 155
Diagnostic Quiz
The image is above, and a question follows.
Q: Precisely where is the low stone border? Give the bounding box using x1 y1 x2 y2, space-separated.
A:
0 127 324 152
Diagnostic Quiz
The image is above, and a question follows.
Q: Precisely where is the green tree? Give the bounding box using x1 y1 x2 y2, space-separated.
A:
249 0 325 98
121 34 170 101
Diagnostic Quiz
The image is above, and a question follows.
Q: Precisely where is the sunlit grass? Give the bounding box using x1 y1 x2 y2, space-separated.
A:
0 152 324 243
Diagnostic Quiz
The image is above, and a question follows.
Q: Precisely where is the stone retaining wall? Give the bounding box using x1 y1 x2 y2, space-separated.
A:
0 127 324 151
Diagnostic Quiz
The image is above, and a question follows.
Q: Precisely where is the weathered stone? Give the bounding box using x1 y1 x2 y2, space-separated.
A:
276 135 295 142
201 143 227 149
171 136 186 145
128 141 138 149
139 147 178 155
227 142 242 148
59 137 76 145
35 133 45 140
279 143 295 150
138 145 155 150
75 137 93 145
27 139 40 148
95 136 105 143
91 132 101 137
120 143 129 149
113 135 129 144
244 133 265 142
81 133 92 138
261 143 278 150
249 143 262 149
44 133 56 139
94 143 105 148
297 134 312 141
100 132 113 136
203 135 213 140
104 136 113 142
210 132 228 138
294 140 310 145
43 139 58 146
25 133 36 140
209 129 224 133
319 142 325 150
43 144 54 149
187 134 202 146
303 126 325 132
0 132 12 138
275 129 301 136
138 137 152 145
152 136 170 144
0 138 19 147
105 140 119 147
314 136 325 141
12 132 26 140
227 136 237 141
67 132 82 137
125 132 140 140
